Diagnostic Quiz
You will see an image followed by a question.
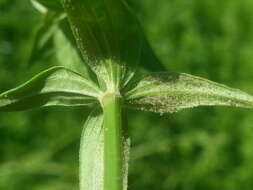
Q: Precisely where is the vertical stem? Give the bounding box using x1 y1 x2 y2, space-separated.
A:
102 93 123 190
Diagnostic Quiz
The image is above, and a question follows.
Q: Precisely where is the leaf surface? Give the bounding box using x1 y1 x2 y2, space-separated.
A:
0 67 101 111
28 12 65 66
54 22 91 78
125 73 253 114
80 108 130 190
61 0 165 79
79 108 104 190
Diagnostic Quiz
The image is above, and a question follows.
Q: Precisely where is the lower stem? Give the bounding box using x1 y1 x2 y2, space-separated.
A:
102 93 123 190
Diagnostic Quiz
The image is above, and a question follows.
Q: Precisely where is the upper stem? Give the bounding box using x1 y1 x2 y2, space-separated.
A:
102 93 123 190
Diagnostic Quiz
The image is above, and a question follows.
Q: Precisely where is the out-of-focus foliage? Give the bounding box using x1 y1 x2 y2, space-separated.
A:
1 0 253 190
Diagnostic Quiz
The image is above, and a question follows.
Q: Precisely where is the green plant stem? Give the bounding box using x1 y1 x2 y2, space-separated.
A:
102 93 123 190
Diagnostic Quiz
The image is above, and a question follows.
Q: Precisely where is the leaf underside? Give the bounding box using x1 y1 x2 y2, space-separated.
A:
80 108 129 190
61 0 165 77
28 12 63 66
80 108 104 190
54 21 92 78
0 67 101 112
125 73 253 114
61 0 141 65
29 0 166 95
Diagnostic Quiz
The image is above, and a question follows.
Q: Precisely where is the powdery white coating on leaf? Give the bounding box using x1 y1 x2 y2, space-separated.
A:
61 0 148 96
93 59 131 95
125 73 253 114
79 109 104 190
80 109 130 190
40 68 100 96
54 26 91 78
0 67 102 111
123 138 130 190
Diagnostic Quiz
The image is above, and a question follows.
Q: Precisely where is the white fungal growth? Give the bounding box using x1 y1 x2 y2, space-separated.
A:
125 73 253 114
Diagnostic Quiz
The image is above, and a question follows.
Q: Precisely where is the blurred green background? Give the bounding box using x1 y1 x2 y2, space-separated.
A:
1 0 253 189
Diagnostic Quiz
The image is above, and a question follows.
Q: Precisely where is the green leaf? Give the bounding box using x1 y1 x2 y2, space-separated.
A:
54 20 91 78
61 0 165 77
31 0 63 13
31 0 47 13
60 0 140 65
125 73 253 114
80 108 130 190
79 108 104 190
28 12 65 66
0 67 101 112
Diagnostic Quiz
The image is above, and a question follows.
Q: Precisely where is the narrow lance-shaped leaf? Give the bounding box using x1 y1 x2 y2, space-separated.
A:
61 0 165 89
60 0 139 64
80 108 104 190
125 73 253 114
28 12 65 66
0 67 101 112
54 22 91 78
80 108 130 190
